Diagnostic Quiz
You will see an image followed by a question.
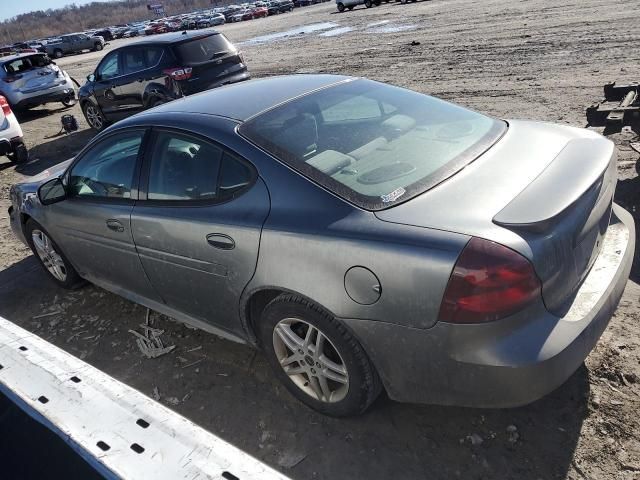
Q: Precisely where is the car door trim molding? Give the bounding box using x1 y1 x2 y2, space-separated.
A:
136 245 228 277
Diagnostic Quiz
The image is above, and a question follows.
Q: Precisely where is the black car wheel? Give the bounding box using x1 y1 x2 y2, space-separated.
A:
364 0 372 7
259 294 382 417
337 2 345 11
53 49 63 59
25 219 85 290
94 43 103 51
82 102 106 131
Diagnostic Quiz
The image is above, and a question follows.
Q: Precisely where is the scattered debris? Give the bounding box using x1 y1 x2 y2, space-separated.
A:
181 358 204 370
592 393 602 407
409 40 421 46
466 433 484 446
506 425 519 443
129 309 176 359
152 386 161 401
186 345 203 353
276 451 307 469
33 310 63 320
165 396 181 406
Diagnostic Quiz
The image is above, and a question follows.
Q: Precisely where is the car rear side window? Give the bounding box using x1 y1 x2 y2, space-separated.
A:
173 34 234 64
147 132 223 201
68 131 143 200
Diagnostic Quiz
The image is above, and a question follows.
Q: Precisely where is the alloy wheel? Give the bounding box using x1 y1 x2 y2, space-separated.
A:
31 229 67 282
84 104 103 130
272 318 349 403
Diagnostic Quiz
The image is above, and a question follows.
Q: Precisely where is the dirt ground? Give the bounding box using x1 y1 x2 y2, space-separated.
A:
1 0 640 478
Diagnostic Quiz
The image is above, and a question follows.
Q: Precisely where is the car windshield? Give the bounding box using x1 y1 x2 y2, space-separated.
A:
239 79 506 210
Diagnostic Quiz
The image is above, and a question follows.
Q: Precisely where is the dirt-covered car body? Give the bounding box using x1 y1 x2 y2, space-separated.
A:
8 75 635 409
0 52 76 110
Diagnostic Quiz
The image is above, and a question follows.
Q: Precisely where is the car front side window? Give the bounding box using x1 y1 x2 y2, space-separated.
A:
68 131 144 200
97 52 120 80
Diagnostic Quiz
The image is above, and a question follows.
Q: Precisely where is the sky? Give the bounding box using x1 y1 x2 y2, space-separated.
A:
1 0 111 21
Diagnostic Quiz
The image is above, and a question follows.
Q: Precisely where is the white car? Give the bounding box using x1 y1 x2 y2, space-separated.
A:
0 95 28 163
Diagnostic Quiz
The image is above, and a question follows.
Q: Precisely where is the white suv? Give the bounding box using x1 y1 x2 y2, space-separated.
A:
0 96 28 163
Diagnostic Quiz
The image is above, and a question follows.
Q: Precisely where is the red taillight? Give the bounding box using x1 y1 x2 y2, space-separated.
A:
162 67 193 81
439 237 541 324
0 95 11 115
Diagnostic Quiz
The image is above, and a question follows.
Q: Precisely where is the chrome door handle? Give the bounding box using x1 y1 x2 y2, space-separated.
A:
206 233 235 250
106 219 124 232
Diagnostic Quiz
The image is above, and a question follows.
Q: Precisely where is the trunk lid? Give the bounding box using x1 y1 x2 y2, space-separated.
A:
375 120 616 314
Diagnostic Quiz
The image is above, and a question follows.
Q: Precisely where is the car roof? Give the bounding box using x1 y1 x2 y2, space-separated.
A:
146 74 352 122
127 30 221 46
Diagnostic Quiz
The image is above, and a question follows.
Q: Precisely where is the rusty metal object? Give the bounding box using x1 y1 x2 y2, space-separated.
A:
586 82 640 134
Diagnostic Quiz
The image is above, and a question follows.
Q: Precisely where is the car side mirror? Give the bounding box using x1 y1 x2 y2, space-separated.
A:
38 177 67 205
87 73 96 82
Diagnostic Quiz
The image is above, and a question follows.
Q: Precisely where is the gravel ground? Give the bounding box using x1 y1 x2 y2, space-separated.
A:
1 0 640 478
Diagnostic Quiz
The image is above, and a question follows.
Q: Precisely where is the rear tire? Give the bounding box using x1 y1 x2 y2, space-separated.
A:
94 43 103 51
365 0 372 6
259 294 382 417
25 219 85 290
53 49 63 59
337 2 345 11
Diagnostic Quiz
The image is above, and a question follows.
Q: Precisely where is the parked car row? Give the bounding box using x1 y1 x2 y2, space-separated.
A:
336 0 421 11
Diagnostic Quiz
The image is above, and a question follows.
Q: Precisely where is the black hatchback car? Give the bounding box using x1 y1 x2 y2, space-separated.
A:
78 31 249 131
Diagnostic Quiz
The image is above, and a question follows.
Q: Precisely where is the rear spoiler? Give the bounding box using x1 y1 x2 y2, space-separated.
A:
0 316 290 480
493 137 615 232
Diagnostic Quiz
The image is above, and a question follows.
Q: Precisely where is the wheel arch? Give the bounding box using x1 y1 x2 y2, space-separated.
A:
241 286 342 347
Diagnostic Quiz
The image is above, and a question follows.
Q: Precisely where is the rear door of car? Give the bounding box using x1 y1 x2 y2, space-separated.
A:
170 33 245 95
131 127 270 335
116 45 167 114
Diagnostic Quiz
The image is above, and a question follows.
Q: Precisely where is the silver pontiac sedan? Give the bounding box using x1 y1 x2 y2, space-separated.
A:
8 75 635 416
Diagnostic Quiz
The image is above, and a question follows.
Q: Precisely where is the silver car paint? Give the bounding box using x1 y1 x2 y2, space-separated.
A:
8 76 636 407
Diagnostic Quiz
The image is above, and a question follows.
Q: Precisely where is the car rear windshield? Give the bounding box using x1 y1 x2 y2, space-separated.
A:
239 79 506 210
173 34 235 65
2 55 51 75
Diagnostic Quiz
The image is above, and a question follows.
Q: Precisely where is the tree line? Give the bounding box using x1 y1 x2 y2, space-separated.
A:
1 0 230 44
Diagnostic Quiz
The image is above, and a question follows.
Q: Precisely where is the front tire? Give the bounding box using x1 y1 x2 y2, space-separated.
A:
337 2 345 11
53 49 63 59
364 0 372 6
94 43 103 51
25 220 85 289
82 101 106 131
259 295 382 417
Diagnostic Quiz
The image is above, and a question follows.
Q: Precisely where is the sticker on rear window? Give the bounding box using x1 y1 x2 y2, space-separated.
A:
381 187 406 203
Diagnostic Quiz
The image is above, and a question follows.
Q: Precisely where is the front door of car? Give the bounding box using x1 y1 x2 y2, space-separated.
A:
131 129 270 335
92 50 123 117
43 128 162 303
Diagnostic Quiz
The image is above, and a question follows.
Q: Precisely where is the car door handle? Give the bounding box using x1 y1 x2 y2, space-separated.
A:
106 219 124 232
206 233 235 250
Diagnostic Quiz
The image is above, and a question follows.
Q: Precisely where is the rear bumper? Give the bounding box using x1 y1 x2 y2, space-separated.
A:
344 203 636 407
180 69 250 96
10 81 75 110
